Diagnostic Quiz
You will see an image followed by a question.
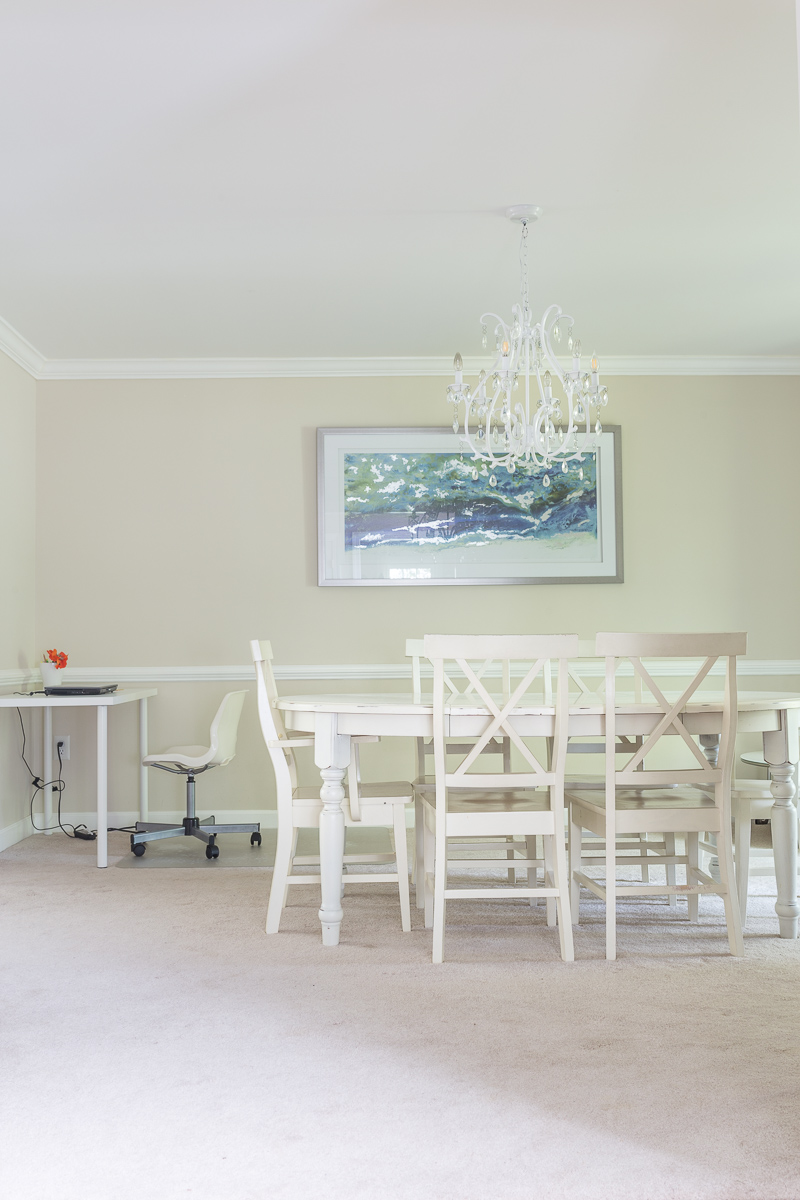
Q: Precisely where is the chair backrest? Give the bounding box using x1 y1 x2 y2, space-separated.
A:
406 636 512 775
208 690 247 765
595 632 746 796
423 634 579 808
250 639 298 807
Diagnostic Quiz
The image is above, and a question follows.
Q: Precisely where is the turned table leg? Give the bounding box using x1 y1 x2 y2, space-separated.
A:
315 713 351 947
768 762 799 939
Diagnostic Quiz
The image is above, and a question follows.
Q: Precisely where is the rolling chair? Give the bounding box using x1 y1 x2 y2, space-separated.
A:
130 690 261 860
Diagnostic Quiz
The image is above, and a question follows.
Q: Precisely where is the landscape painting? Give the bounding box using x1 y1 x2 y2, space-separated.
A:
317 428 622 586
342 452 597 553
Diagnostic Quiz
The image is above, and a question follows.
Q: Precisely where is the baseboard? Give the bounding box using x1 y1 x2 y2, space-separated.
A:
0 816 35 852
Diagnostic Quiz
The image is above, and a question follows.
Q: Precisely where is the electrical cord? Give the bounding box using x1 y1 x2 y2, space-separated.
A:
15 702 137 840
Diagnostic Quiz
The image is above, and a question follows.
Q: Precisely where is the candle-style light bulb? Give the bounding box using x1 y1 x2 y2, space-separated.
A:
502 340 510 355
591 354 598 372
454 353 463 372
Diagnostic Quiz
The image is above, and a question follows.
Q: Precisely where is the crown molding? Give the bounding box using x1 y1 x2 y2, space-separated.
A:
1 319 800 383
0 316 45 377
29 354 800 380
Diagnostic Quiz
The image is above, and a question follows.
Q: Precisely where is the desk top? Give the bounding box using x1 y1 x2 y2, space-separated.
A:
0 688 157 707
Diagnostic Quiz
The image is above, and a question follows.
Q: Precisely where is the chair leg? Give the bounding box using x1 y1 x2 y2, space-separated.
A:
543 835 556 927
506 836 516 884
717 821 745 957
687 832 699 922
414 794 425 909
606 839 617 962
551 830 575 962
734 801 751 927
266 824 295 934
664 832 677 908
525 835 537 907
639 833 650 883
393 805 411 933
432 825 447 964
568 808 581 921
423 809 435 930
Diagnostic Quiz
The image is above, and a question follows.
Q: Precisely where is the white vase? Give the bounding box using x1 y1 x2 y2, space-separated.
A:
40 662 64 689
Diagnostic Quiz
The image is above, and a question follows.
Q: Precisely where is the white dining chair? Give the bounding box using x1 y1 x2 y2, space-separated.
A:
420 633 578 964
251 640 413 934
405 638 522 906
567 632 746 960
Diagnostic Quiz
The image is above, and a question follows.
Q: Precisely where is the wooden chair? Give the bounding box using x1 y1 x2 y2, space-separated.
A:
251 640 413 934
420 633 578 964
567 632 746 960
406 638 521 907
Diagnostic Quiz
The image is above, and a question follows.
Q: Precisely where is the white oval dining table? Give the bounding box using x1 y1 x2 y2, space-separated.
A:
277 690 800 948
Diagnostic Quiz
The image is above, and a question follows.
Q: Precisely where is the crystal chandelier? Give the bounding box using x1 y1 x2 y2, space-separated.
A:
447 205 608 487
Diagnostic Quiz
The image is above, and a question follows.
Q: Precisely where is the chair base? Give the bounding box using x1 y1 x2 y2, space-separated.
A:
131 815 261 858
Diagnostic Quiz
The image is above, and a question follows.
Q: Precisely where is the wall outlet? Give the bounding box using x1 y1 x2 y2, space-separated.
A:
55 735 70 761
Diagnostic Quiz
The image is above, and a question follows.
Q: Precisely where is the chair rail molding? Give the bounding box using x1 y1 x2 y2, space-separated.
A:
1 660 797 689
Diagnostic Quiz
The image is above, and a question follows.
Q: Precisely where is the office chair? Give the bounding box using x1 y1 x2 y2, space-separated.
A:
130 690 261 859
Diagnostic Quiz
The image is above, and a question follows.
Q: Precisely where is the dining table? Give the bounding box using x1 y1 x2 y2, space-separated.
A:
276 689 800 947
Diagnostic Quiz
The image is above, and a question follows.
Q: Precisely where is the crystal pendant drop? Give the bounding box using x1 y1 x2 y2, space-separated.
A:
472 468 479 481
543 474 550 488
553 324 561 344
561 461 568 473
452 419 459 433
508 461 516 474
489 474 497 487
595 420 602 435
579 467 584 480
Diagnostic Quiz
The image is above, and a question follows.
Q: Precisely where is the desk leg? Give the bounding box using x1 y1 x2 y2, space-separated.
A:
139 697 149 823
43 706 53 834
315 713 350 947
96 706 108 868
769 763 798 939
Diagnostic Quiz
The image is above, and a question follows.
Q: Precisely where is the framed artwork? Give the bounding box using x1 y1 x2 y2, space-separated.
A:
317 426 623 586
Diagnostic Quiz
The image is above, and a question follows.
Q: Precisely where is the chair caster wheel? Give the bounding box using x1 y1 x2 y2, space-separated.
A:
206 843 219 860
132 842 146 857
251 832 262 846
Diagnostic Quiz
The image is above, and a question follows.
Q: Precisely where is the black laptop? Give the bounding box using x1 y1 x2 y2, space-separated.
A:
43 684 118 696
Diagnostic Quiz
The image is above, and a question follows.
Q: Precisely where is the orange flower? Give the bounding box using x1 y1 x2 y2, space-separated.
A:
45 648 68 669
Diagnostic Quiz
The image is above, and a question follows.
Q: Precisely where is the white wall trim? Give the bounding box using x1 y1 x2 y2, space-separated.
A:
0 315 45 376
2 659 794 689
2 319 800 383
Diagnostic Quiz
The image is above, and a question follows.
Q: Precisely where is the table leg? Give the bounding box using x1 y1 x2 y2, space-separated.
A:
43 705 53 834
139 697 149 823
315 712 350 947
96 706 108 868
768 762 799 939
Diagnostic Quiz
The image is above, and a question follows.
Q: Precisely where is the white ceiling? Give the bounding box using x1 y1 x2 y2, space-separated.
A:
1 0 799 369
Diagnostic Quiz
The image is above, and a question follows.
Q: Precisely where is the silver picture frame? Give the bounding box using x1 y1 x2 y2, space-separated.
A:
317 426 623 587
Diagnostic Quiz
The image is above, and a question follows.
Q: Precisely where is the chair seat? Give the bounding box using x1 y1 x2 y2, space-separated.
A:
421 787 550 813
143 744 214 769
731 778 773 797
569 786 718 811
294 781 412 804
569 786 720 835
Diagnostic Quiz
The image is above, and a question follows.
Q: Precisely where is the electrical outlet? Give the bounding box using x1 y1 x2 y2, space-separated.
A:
55 736 70 761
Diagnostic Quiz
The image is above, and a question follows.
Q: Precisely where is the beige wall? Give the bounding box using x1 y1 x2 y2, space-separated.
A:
0 349 37 840
26 373 800 821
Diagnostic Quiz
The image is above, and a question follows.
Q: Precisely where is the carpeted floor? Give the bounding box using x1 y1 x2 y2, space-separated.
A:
2 831 800 1200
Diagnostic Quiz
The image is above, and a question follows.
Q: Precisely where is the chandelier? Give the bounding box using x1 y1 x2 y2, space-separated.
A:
447 205 608 487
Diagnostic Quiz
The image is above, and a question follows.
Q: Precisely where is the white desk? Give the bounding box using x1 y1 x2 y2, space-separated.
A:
0 689 157 867
278 691 800 947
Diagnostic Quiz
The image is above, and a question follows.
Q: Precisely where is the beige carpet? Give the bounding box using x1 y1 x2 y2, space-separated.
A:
2 832 800 1200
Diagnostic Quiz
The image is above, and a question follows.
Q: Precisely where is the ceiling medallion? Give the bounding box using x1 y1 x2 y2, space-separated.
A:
448 205 608 487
